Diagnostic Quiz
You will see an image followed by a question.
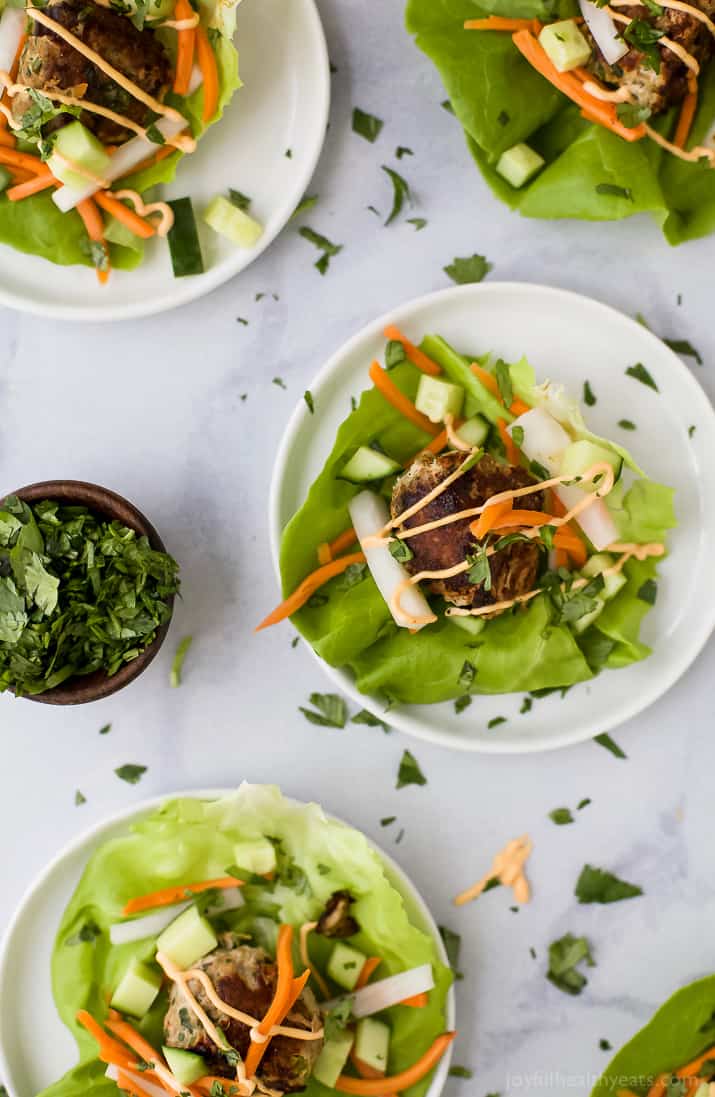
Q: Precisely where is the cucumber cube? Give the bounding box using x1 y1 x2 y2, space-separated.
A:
48 122 111 190
327 942 367 990
203 196 263 248
162 1047 207 1085
560 440 623 488
538 20 591 72
455 415 489 449
233 837 277 876
110 959 162 1018
156 905 217 970
354 1018 390 1074
313 1031 355 1088
496 143 545 189
415 375 464 424
449 614 486 637
581 554 627 600
572 598 605 634
340 446 402 484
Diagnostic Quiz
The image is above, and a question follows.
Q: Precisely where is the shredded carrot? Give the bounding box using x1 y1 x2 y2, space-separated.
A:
512 30 647 143
471 499 514 540
405 424 454 466
245 925 301 1078
317 542 332 565
123 876 243 915
7 170 56 201
492 510 553 529
77 197 111 284
329 528 359 556
255 550 366 631
553 529 587 566
676 1045 715 1079
336 1033 456 1095
497 418 520 465
674 77 698 148
646 1077 669 1097
195 25 219 123
465 15 542 31
95 190 156 239
105 1018 166 1074
510 397 530 416
76 1011 136 1072
553 547 569 568
401 991 429 1008
471 363 501 400
349 1050 398 1097
369 361 441 437
173 0 196 95
356 956 382 989
0 130 16 147
0 146 47 173
383 325 441 376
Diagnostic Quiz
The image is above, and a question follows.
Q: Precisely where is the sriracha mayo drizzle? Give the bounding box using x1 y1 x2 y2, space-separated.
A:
454 836 533 906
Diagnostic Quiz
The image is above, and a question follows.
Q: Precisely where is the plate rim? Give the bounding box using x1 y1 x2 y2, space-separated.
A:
0 0 331 323
268 280 715 755
0 786 456 1097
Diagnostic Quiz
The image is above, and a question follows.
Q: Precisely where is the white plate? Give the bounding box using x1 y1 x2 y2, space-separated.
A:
269 282 715 754
0 788 455 1097
0 0 329 321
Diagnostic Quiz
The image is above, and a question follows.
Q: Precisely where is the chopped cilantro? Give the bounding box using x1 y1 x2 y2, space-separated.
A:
273 377 287 389
455 694 472 714
458 660 477 690
444 254 492 285
115 764 147 785
689 425 696 438
293 193 318 219
495 359 513 407
549 807 574 825
382 166 412 225
575 864 643 904
304 390 315 414
65 921 101 946
352 709 390 732
441 99 455 113
623 18 664 71
396 146 413 159
637 578 657 605
664 338 702 364
389 537 414 563
385 339 407 369
547 933 595 995
352 108 383 143
497 109 510 125
466 543 491 589
487 716 506 729
236 317 248 326
616 101 652 128
170 635 192 688
520 697 533 714
407 217 427 230
299 693 347 729
74 790 87 806
577 798 591 810
583 380 597 406
626 362 658 391
381 816 396 826
298 226 343 274
600 1039 612 1051
594 732 627 759
595 183 633 201
449 1068 473 1079
228 189 251 211
99 724 111 735
396 749 427 789
618 419 636 430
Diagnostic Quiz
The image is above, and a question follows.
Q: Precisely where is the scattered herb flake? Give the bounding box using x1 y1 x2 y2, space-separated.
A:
389 537 414 563
170 635 192 688
449 1068 473 1079
352 709 390 732
689 425 696 438
74 789 86 806
618 419 637 430
381 816 396 826
626 362 658 391
228 189 251 211
549 807 574 825
444 254 492 285
520 696 533 715
65 920 101 946
664 338 702 364
547 933 595 995
293 193 318 219
616 101 652 128
594 732 627 759
637 578 658 605
441 99 455 114
304 390 315 414
438 925 462 974
497 109 510 125
595 182 633 201
455 694 472 714
600 1039 612 1051
407 217 427 230
458 660 477 690
385 339 407 369
396 146 413 159
291 637 299 648
495 359 513 407
577 798 591 810
298 226 343 275
352 107 383 143
272 377 287 389
285 148 292 158
99 723 111 735
382 165 412 225
115 764 147 785
299 693 347 729
487 716 506 729
575 864 643 904
583 380 597 406
623 17 664 71
236 317 248 326
396 749 427 789
395 828 405 844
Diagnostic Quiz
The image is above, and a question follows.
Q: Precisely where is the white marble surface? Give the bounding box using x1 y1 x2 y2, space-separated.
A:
1 0 715 1093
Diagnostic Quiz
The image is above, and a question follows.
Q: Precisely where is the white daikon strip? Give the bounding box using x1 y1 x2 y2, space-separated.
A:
188 62 204 95
323 965 435 1020
509 407 618 550
53 114 186 212
106 1065 168 1097
578 0 627 65
348 491 434 631
109 900 192 946
0 7 26 73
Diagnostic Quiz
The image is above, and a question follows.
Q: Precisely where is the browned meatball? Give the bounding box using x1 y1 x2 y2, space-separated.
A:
584 0 714 114
163 937 324 1091
13 0 171 143
390 451 544 608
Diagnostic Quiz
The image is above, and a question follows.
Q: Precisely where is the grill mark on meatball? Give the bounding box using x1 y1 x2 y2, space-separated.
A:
13 0 171 142
390 452 544 608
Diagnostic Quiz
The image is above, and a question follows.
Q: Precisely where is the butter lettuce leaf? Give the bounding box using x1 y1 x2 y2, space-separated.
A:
38 785 451 1097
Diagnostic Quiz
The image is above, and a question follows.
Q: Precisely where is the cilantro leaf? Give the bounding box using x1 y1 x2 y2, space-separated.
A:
444 254 492 285
495 358 513 407
351 709 390 732
595 183 633 201
664 338 702 365
466 543 492 589
299 693 347 729
549 807 574 825
616 101 652 128
74 790 87 806
115 764 147 785
385 339 407 369
304 390 315 414
438 925 462 973
396 749 427 789
353 108 383 143
228 189 251 212
618 419 636 430
455 694 472 714
382 166 412 225
389 537 413 563
407 217 427 231
575 864 643 904
623 18 664 71
637 578 657 605
65 920 101 946
298 226 343 274
547 933 595 995
594 733 627 759
626 362 659 391
170 636 192 688
583 380 597 407
292 194 318 219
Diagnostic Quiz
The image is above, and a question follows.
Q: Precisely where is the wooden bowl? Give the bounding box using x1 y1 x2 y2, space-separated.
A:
3 481 175 706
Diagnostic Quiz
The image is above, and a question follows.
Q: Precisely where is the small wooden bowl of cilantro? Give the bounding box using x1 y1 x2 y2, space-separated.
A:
0 481 180 705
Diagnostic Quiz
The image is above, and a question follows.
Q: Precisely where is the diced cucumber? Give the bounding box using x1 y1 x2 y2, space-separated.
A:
167 198 204 278
233 837 276 876
538 20 591 71
449 614 485 637
203 195 263 248
313 1031 355 1088
560 440 623 491
110 959 162 1018
496 143 545 189
354 1018 390 1074
581 554 627 600
48 122 110 190
145 0 174 20
455 415 489 449
156 905 217 970
415 375 464 424
327 942 367 990
162 1047 207 1085
572 598 605 634
339 446 401 484
0 167 11 194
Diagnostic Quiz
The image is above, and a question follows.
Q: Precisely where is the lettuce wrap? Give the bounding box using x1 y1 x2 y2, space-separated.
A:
278 337 676 705
0 0 241 270
592 975 715 1095
405 0 715 244
38 784 452 1097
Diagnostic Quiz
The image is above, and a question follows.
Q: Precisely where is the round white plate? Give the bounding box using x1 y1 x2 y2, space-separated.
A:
269 282 715 754
0 788 455 1097
0 0 330 321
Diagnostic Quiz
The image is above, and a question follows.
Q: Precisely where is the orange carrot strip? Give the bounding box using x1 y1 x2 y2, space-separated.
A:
554 547 569 569
676 1045 715 1078
0 130 16 147
0 147 47 173
173 0 196 95
356 956 382 990
646 1077 669 1097
317 542 332 565
369 361 440 437
77 197 111 285
106 1018 188 1096
349 1050 398 1097
329 528 359 556
553 530 587 567
383 325 441 376
245 925 298 1078
471 363 502 401
256 550 366 631
510 397 530 416
497 418 520 465
492 509 553 529
7 171 56 201
465 16 542 31
401 991 429 1008
95 190 156 239
512 30 646 143
195 25 219 123
76 1011 136 1072
123 876 243 915
471 499 514 540
335 1033 456 1095
674 80 698 149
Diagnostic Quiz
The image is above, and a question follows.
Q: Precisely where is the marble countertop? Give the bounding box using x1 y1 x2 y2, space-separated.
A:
1 0 714 1093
